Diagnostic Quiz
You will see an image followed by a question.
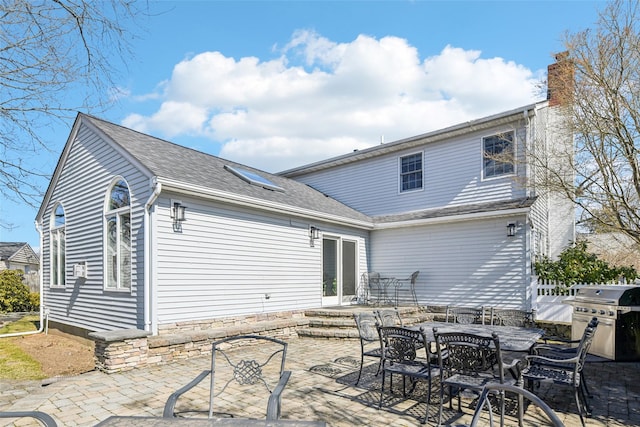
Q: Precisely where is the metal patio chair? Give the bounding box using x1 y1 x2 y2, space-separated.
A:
361 272 383 305
0 412 58 427
521 318 598 427
377 326 438 424
433 329 518 427
466 383 565 427
374 308 403 327
163 335 290 420
531 317 598 399
394 270 420 306
353 312 383 386
491 308 535 327
446 306 486 324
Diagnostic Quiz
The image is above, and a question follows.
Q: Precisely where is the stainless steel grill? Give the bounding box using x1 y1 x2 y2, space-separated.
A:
565 285 640 361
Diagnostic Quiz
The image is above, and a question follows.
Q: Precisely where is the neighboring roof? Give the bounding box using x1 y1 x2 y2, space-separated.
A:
79 114 372 227
279 101 546 177
0 242 36 261
374 197 537 227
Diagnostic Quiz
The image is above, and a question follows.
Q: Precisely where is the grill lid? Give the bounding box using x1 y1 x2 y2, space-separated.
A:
574 285 640 306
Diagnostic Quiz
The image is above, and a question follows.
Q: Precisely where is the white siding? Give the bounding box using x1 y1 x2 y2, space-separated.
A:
370 216 529 309
42 124 150 332
153 194 368 326
294 123 528 216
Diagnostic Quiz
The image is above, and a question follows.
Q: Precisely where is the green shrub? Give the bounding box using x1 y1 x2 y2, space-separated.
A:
534 241 639 289
0 270 34 312
28 292 40 311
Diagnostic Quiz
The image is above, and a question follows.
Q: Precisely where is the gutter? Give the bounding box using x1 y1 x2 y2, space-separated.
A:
0 221 47 338
373 206 533 230
143 178 162 334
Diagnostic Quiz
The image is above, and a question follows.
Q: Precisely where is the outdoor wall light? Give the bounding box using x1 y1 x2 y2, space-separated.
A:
309 226 320 247
171 201 186 231
507 223 517 237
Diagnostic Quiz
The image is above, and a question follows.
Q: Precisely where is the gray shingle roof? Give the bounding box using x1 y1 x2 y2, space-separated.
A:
0 242 27 260
82 114 372 225
374 197 537 224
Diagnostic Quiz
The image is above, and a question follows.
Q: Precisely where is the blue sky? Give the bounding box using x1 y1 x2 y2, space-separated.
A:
1 0 604 250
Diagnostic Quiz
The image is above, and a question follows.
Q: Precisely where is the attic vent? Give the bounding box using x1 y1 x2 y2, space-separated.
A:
224 165 285 192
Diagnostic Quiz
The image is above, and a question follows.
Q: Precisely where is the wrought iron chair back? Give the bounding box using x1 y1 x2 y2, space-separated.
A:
377 326 436 424
163 335 290 420
361 272 382 304
433 329 512 426
491 308 535 327
446 306 486 324
353 312 383 385
374 308 403 327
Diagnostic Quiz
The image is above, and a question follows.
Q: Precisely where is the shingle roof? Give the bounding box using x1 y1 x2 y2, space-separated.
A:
82 114 372 226
374 197 537 224
0 242 27 260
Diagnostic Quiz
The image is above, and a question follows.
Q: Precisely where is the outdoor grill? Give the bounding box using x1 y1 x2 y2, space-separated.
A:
565 285 640 361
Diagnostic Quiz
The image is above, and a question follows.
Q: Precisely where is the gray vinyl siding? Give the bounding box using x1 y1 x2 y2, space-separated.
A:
370 216 528 309
41 124 150 332
153 195 368 326
293 123 528 217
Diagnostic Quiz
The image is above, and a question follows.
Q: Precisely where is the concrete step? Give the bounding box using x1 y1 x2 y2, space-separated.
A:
297 327 360 339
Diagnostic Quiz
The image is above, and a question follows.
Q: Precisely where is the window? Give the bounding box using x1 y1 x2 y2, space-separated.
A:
483 131 515 178
400 153 423 192
105 178 131 290
50 203 66 287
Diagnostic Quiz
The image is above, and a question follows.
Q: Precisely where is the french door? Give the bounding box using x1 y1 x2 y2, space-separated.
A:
322 237 357 306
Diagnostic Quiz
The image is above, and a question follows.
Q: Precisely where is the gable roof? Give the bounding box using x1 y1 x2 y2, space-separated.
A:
74 114 372 227
0 242 37 262
279 101 546 177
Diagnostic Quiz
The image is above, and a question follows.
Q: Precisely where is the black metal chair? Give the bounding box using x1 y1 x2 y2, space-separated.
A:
375 308 403 327
163 335 290 420
446 306 486 324
0 411 58 426
521 318 598 427
531 316 598 399
353 312 383 386
467 383 565 427
491 308 535 327
361 272 382 305
394 270 420 306
377 326 438 424
433 329 516 426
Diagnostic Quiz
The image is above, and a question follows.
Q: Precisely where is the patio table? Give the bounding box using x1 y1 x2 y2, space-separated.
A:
95 416 326 426
411 321 545 352
378 276 398 305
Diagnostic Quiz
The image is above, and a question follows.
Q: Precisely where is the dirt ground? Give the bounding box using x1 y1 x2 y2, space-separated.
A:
10 329 95 377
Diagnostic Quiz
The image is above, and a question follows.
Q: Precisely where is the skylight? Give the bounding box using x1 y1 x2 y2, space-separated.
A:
224 165 285 192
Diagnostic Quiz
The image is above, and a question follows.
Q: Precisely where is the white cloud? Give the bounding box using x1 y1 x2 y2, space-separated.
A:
123 30 542 172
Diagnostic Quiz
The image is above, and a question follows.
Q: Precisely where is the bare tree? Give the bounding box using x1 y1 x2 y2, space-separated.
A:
535 0 640 246
1 0 144 225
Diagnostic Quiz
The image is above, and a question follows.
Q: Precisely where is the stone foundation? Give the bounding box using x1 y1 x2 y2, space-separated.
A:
89 311 308 373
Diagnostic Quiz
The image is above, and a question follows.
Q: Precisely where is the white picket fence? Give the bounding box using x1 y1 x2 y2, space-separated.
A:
532 279 632 323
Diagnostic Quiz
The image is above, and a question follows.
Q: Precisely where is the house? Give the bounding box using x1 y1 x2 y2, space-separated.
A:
36 62 574 339
0 242 40 292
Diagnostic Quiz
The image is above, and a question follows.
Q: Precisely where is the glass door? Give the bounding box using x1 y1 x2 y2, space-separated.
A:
322 237 357 306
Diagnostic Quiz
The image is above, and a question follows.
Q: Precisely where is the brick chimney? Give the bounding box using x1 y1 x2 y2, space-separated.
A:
547 52 574 107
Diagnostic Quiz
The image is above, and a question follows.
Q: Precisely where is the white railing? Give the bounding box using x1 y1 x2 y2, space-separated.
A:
533 278 631 323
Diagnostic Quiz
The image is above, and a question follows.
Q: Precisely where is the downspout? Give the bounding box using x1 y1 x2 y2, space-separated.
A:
1 222 47 338
144 178 162 333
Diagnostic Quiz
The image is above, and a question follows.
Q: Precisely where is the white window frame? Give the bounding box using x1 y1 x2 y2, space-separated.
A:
104 177 132 291
50 202 66 288
398 151 424 193
481 130 516 181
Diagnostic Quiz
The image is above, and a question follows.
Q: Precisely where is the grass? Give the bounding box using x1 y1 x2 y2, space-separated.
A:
0 314 46 379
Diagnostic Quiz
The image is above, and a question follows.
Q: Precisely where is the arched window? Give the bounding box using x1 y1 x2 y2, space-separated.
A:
50 203 66 287
105 178 131 290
